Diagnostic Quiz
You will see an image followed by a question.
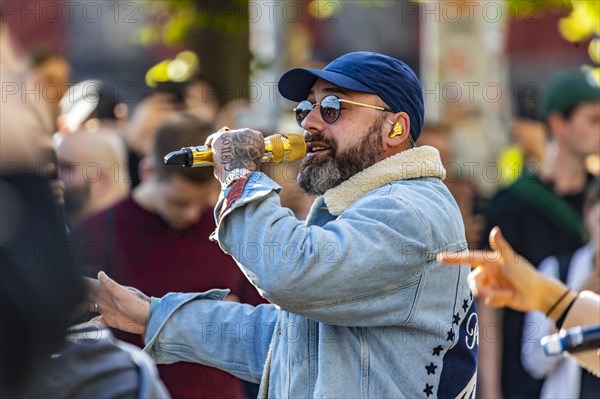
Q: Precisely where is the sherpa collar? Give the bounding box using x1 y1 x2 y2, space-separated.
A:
322 145 445 216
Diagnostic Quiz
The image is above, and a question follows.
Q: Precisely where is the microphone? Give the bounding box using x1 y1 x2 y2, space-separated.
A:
541 324 600 355
164 133 306 167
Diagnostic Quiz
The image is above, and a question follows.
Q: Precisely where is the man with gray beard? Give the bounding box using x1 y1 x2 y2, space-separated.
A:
87 52 477 398
297 111 387 195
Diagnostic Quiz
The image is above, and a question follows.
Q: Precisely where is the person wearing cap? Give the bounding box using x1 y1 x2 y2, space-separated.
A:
87 52 477 398
477 70 600 398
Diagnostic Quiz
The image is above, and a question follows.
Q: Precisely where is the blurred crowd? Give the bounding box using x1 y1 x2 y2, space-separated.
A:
1 9 599 399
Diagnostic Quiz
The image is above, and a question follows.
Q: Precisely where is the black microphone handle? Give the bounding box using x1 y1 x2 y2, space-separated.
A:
564 325 600 354
542 324 600 355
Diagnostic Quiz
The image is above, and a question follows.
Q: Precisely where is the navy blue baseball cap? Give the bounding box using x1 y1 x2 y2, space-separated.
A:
278 51 425 141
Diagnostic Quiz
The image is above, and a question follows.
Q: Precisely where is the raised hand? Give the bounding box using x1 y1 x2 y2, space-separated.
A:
205 128 265 184
438 227 564 313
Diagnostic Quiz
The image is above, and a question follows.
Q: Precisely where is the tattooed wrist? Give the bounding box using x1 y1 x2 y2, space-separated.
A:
220 132 264 172
136 292 150 304
129 287 150 304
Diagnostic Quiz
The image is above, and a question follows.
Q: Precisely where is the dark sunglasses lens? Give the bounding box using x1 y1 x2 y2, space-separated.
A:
295 100 313 126
320 96 340 123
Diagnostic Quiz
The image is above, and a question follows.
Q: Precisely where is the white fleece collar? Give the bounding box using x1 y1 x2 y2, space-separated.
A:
322 145 445 216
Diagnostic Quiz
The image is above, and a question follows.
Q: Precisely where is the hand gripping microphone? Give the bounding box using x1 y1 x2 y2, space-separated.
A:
541 324 600 355
164 133 306 167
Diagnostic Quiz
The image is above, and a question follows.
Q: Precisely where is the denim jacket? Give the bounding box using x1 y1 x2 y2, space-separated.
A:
144 146 478 398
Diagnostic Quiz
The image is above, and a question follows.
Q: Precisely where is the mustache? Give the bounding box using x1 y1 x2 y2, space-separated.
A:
306 134 338 152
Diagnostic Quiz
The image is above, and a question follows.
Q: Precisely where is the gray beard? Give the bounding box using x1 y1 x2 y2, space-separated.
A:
297 119 385 196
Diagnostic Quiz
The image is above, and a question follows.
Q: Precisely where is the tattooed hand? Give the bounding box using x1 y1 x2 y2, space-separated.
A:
206 128 265 184
85 271 151 336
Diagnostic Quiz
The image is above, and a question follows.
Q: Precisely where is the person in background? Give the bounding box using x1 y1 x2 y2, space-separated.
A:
55 80 132 216
1 10 64 210
125 75 220 187
495 118 547 188
418 124 484 247
521 179 600 398
439 227 600 378
57 131 130 227
72 114 262 399
1 172 168 398
57 80 128 138
477 69 600 398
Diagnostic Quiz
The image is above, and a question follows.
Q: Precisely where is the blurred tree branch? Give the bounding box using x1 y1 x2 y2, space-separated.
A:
135 0 599 99
136 0 250 104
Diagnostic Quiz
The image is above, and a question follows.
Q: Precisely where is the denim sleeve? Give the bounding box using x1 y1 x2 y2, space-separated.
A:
214 173 459 327
143 290 278 383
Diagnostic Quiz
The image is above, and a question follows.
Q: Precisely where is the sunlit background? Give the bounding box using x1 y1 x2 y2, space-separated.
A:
4 0 599 210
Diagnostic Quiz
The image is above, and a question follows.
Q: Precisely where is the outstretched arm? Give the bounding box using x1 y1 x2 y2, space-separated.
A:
439 227 600 377
85 271 278 382
438 227 577 318
85 271 150 335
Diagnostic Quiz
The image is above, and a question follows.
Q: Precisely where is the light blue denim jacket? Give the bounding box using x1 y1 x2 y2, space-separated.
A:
144 146 478 398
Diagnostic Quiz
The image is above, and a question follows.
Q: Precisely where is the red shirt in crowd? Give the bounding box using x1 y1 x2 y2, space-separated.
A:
72 196 265 399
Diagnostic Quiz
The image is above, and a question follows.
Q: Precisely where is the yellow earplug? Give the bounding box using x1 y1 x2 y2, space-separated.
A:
389 123 403 138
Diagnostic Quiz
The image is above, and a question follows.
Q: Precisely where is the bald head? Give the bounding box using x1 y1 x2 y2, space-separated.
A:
57 131 124 166
57 132 129 225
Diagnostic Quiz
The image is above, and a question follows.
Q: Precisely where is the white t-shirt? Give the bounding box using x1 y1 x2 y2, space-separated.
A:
521 243 595 399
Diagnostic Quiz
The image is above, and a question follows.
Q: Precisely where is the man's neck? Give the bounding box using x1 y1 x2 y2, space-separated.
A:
132 182 158 214
89 188 127 218
539 141 587 195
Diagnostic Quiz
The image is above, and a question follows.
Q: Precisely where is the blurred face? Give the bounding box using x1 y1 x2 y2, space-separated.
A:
297 79 387 195
57 148 91 224
61 175 91 223
562 102 600 157
152 175 216 230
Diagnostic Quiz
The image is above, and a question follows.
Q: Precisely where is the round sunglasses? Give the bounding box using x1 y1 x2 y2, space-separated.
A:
294 95 394 127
